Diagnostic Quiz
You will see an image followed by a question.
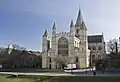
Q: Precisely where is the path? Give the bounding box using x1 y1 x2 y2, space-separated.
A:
0 72 73 76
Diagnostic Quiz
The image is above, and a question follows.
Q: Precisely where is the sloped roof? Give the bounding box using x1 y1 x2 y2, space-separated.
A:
88 35 103 43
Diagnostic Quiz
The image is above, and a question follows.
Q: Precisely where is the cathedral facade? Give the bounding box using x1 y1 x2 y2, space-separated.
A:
41 9 105 69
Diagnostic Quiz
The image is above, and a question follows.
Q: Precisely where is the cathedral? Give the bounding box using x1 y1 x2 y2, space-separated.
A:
41 8 106 69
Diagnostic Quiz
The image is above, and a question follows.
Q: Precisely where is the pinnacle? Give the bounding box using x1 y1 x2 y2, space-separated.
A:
70 20 74 27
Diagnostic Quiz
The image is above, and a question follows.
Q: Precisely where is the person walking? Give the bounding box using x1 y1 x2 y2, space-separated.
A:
93 71 96 76
85 70 87 75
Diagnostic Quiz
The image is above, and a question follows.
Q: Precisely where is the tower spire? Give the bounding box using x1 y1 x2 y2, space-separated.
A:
53 21 56 29
43 29 48 37
75 7 83 26
70 20 74 27
52 21 56 37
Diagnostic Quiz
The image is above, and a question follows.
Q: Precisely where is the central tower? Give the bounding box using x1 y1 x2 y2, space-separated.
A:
74 8 89 68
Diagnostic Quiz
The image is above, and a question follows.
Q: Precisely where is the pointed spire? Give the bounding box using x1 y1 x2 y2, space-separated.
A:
53 21 56 29
75 7 83 26
43 29 48 37
70 20 74 27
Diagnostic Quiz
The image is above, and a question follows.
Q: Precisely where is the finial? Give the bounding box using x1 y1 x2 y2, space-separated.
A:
53 21 56 29
79 5 81 10
43 29 48 37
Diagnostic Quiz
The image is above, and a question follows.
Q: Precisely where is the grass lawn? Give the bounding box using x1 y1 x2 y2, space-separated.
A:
48 76 120 82
0 75 34 82
1 75 120 82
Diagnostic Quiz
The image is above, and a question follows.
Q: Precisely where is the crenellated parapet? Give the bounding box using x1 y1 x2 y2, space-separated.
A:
56 32 70 37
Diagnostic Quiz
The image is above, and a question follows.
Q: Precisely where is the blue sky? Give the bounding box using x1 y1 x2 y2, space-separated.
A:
0 0 120 51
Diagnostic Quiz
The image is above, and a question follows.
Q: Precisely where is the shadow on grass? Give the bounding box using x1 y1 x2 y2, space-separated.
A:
6 74 20 78
3 75 120 82
6 75 53 82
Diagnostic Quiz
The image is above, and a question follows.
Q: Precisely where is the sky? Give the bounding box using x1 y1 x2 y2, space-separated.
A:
0 0 120 51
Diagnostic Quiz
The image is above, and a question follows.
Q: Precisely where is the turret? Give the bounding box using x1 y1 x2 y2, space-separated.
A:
69 20 75 57
51 22 57 55
42 29 50 52
52 21 56 37
70 20 75 36
43 29 48 37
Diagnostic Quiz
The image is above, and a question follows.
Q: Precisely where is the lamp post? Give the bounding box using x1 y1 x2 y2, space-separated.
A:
71 63 73 74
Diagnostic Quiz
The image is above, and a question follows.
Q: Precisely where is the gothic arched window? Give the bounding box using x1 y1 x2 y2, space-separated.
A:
76 56 79 62
49 58 51 63
92 46 96 50
92 55 95 59
98 46 102 50
76 29 79 33
88 46 91 50
91 54 96 64
49 64 51 69
58 37 68 55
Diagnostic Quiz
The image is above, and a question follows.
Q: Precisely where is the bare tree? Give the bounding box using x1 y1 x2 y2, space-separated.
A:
54 56 68 69
107 40 117 53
